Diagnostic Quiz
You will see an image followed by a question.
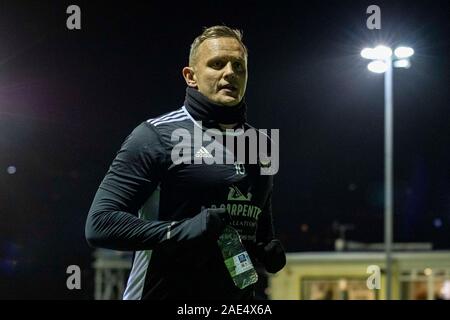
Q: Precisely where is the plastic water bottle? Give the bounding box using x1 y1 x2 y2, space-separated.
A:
217 225 258 289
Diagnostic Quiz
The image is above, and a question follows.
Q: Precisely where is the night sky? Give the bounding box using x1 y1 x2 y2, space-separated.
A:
0 0 449 299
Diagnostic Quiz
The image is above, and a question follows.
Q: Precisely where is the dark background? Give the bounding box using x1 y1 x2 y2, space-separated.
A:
0 0 448 299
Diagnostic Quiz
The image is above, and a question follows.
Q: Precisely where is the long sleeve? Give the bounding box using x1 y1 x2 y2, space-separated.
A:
85 122 209 251
85 122 168 250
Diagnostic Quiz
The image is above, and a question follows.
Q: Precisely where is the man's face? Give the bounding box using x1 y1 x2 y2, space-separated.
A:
186 37 248 107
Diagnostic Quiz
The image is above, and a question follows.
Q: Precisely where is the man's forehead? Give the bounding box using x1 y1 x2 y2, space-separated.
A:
198 37 246 60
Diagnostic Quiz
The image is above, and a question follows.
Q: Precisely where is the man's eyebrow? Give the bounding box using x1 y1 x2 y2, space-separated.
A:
207 55 245 62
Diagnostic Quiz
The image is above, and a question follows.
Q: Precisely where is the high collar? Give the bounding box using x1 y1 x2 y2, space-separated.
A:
183 87 247 127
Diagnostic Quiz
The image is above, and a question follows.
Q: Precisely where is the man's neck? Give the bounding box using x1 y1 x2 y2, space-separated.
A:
184 88 247 127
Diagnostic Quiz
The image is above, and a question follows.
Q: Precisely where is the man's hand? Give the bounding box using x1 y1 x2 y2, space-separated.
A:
256 239 286 273
159 208 231 258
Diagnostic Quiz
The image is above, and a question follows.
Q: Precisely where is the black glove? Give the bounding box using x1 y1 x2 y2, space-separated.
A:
160 208 231 267
256 239 286 273
160 207 231 249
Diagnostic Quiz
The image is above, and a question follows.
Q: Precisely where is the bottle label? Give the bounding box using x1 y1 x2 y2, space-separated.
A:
224 252 254 277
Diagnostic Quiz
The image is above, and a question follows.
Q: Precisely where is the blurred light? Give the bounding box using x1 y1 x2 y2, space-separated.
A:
348 183 357 191
7 166 16 175
373 45 392 60
361 46 393 60
300 224 309 232
433 218 443 228
361 48 376 59
0 259 18 275
441 281 450 300
338 279 348 291
394 59 411 68
335 238 345 251
368 60 388 73
394 46 414 59
424 268 433 276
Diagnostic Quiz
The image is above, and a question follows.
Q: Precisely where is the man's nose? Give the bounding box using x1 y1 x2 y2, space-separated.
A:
223 62 236 79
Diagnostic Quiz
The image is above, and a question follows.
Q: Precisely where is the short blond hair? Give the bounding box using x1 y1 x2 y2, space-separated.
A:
189 25 248 66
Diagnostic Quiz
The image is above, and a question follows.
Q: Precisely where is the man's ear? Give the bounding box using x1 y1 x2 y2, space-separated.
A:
182 67 197 88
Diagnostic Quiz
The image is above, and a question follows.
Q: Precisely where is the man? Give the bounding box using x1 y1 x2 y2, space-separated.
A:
85 25 285 300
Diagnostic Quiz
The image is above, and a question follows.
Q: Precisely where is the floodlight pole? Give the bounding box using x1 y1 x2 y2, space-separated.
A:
384 56 393 300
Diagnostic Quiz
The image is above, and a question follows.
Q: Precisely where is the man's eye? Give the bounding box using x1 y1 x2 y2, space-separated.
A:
211 61 223 69
234 62 244 72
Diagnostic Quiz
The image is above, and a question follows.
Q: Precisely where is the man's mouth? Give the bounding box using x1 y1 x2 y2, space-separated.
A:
219 84 238 94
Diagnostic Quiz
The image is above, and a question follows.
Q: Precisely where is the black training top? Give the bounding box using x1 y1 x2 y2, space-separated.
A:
85 102 276 300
